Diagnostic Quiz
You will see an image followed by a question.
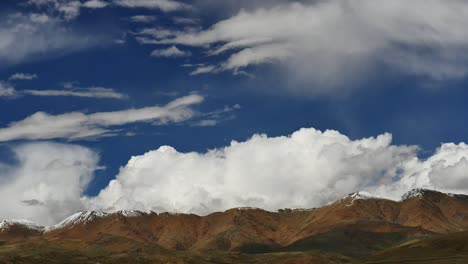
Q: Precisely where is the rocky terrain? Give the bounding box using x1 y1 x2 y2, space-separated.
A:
2 189 468 263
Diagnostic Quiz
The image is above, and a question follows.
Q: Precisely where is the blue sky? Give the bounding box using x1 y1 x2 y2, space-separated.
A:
2 0 468 224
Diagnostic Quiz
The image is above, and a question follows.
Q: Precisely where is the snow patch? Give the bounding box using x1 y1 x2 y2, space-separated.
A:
341 192 380 207
0 219 45 232
47 211 108 231
401 188 435 200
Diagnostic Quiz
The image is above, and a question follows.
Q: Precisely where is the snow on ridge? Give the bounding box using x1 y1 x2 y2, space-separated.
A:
400 188 439 201
46 211 109 231
338 191 389 207
112 210 151 217
0 219 45 232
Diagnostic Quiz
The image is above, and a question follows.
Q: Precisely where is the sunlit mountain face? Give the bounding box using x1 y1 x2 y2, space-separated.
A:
1 0 468 262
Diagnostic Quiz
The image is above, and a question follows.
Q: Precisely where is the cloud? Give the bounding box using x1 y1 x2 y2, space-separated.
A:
113 0 190 12
0 142 99 225
0 82 16 97
84 127 468 215
0 13 103 67
150 45 191 58
0 94 204 142
23 87 128 99
82 0 109 9
129 15 157 23
190 65 216 76
9 73 38 81
151 0 468 94
0 81 127 99
3 128 468 225
27 0 83 20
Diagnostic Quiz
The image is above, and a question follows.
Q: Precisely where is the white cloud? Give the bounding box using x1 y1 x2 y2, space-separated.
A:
129 15 157 23
23 87 127 99
3 128 468 225
0 94 204 141
9 73 38 81
27 0 82 20
152 0 468 94
0 81 127 99
113 0 189 12
0 13 102 66
0 142 99 225
85 128 468 215
150 45 191 58
0 82 16 97
190 65 216 76
82 0 109 9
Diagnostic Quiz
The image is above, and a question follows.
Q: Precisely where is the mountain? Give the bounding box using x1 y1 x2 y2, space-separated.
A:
2 188 468 263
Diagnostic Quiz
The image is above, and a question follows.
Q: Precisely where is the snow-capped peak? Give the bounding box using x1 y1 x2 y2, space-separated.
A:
0 219 45 232
113 210 149 217
340 191 380 207
47 211 108 231
401 188 437 200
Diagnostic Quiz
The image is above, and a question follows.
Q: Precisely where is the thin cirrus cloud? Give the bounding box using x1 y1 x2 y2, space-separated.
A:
0 94 204 142
129 15 157 23
9 73 38 81
0 82 127 100
0 12 104 67
150 46 191 58
22 87 128 99
4 128 468 225
113 0 190 12
27 0 187 21
0 82 16 97
146 0 468 94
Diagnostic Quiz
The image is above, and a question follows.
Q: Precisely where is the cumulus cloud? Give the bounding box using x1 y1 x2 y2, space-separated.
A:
0 142 99 225
150 45 191 58
9 73 38 81
3 128 468 224
0 13 103 66
150 0 468 94
113 0 190 12
0 94 204 142
84 128 468 215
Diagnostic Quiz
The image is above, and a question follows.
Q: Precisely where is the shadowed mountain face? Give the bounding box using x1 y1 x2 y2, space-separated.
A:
2 189 468 263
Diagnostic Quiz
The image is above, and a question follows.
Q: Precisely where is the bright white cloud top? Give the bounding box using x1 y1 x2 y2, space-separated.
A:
3 127 468 225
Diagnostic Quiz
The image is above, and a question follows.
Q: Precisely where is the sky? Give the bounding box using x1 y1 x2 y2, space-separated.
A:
2 0 468 225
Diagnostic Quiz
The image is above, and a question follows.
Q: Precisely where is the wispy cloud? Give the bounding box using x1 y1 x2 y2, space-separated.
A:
151 46 191 58
0 95 204 142
23 87 128 99
129 15 157 23
113 0 190 12
9 73 38 81
149 0 468 94
0 13 104 67
0 81 128 99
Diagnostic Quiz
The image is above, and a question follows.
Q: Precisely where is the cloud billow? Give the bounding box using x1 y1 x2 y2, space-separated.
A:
3 127 468 225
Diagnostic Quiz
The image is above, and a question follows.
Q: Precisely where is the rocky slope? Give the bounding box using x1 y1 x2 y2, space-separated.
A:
2 189 468 262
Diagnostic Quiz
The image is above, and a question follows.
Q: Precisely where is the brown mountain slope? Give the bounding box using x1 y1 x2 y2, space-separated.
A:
3 188 468 261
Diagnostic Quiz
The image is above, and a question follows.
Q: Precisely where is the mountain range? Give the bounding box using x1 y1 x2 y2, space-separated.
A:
2 189 468 263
